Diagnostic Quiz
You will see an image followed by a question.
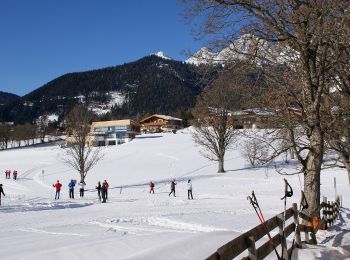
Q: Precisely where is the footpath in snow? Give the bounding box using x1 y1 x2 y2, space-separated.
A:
293 207 350 259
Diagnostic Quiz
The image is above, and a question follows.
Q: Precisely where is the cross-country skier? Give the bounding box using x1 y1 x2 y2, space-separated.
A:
13 170 18 180
0 184 5 206
96 181 102 201
53 180 62 200
79 181 86 198
104 180 109 199
149 181 155 194
169 180 176 197
187 179 193 200
68 179 75 199
101 180 109 203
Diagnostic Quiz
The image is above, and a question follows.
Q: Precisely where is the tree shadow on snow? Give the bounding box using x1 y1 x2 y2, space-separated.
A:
0 201 93 213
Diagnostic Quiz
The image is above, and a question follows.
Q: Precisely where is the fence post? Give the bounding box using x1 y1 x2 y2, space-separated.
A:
302 217 309 243
292 203 302 248
341 195 342 208
322 197 327 230
246 236 257 260
327 201 332 227
331 202 335 225
336 197 340 218
277 215 288 260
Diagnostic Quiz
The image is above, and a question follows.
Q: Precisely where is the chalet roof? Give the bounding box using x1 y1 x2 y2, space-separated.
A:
140 114 182 123
91 119 140 128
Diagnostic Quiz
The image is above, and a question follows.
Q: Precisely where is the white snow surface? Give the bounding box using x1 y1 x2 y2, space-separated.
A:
0 128 349 260
90 91 125 115
152 51 172 60
47 114 59 122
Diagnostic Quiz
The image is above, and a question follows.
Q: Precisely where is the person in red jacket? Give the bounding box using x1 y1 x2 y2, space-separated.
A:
149 181 155 194
53 180 62 200
5 170 11 179
101 180 109 203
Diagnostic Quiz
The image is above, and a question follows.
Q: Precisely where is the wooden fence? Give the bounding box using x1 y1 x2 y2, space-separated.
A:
206 196 341 260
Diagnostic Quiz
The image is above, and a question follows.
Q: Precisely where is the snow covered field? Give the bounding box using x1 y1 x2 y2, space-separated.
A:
0 128 348 260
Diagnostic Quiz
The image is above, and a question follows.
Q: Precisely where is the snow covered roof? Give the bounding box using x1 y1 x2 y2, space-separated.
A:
140 114 182 123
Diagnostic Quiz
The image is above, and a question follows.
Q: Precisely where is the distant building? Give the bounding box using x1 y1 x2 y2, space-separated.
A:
91 119 141 146
231 109 276 129
140 114 183 133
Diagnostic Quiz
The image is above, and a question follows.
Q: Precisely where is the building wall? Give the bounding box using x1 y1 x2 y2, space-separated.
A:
91 120 140 146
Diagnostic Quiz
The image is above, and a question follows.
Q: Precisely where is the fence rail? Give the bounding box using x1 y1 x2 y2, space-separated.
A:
206 196 341 260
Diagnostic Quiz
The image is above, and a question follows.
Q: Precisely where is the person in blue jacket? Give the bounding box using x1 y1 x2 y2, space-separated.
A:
68 179 75 199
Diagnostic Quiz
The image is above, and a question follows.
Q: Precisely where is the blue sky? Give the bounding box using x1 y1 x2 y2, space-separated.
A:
0 0 202 96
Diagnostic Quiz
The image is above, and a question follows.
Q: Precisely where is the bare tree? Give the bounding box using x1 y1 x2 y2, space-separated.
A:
192 72 239 173
37 115 50 143
241 137 269 167
182 0 349 214
0 124 12 149
323 94 350 184
323 20 350 184
63 105 103 183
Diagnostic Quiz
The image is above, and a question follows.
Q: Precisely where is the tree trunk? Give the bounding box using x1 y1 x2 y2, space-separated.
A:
218 157 225 173
303 128 323 215
80 170 85 183
339 153 350 185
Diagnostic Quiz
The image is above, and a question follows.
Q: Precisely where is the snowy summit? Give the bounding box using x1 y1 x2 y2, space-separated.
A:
152 51 172 60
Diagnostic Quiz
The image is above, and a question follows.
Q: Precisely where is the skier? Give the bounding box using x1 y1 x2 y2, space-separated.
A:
13 170 18 180
96 181 102 201
103 180 109 200
101 180 109 203
187 179 193 200
53 180 62 200
5 170 10 179
79 181 86 198
169 180 176 197
149 181 155 194
68 179 75 199
0 184 5 206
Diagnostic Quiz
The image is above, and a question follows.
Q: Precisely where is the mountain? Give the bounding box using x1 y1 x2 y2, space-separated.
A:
186 35 278 65
0 54 204 123
0 91 20 106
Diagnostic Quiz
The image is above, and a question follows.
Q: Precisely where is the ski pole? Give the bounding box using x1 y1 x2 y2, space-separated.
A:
248 191 281 260
280 179 293 259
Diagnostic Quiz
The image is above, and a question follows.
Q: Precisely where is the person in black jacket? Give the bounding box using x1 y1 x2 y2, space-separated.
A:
168 180 176 197
0 184 5 206
96 181 102 201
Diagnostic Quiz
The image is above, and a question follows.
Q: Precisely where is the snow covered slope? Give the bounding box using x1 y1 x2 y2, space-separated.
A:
0 128 348 259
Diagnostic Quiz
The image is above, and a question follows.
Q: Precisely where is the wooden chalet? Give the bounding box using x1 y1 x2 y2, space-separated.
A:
140 114 183 133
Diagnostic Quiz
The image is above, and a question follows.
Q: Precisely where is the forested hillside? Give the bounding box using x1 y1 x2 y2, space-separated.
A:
0 55 203 123
0 91 20 106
